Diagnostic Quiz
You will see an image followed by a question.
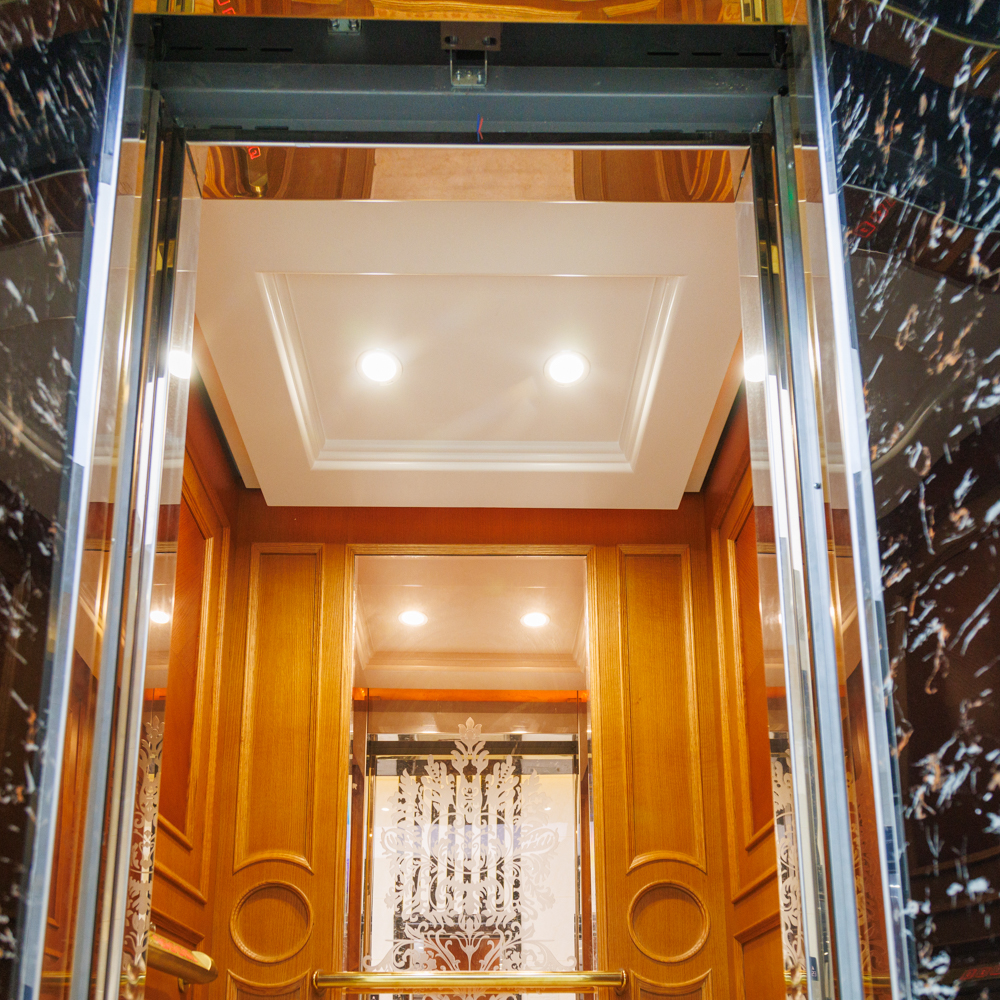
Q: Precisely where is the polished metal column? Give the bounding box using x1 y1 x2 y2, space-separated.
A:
804 6 915 997
746 98 865 1000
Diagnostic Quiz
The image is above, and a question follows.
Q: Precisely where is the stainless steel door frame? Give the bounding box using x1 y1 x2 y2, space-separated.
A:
743 97 867 1000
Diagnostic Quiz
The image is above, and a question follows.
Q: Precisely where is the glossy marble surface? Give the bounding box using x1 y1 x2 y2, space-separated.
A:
0 0 113 992
824 0 1000 993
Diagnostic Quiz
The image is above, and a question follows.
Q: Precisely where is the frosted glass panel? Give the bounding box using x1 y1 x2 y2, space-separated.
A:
368 723 578 993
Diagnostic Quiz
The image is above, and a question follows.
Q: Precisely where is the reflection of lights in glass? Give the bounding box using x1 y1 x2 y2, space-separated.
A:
399 610 427 626
168 350 192 379
744 355 766 382
520 612 549 628
544 351 589 385
359 349 401 383
150 609 171 624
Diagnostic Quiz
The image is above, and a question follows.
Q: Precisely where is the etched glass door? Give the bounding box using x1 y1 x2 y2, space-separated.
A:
345 553 593 999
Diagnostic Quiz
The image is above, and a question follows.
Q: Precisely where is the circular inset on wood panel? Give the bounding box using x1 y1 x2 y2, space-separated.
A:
231 881 313 964
627 882 709 964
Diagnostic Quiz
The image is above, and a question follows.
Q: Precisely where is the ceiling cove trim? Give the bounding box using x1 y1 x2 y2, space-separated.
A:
258 271 679 474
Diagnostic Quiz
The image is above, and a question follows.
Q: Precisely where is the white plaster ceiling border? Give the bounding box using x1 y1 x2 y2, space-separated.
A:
258 270 680 474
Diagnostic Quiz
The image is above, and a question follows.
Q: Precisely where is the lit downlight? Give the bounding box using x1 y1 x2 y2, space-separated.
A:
399 610 428 626
359 350 401 384
520 612 550 628
544 351 589 385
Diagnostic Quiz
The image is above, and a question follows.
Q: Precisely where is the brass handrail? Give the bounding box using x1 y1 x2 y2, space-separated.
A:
312 971 628 995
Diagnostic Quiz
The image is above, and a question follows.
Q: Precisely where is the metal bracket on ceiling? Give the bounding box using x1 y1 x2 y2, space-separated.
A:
441 22 500 89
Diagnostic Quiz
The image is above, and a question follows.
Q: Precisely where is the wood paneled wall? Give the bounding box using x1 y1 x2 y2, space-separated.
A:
146 383 240 1000
703 394 783 1000
168 383 784 1000
209 539 348 1000
207 517 741 1000
589 542 732 1000
42 654 96 996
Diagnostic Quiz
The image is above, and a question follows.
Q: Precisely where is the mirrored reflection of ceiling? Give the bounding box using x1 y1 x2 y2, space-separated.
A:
194 148 743 509
353 554 588 691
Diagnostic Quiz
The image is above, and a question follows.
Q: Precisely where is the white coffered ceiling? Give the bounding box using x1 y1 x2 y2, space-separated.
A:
195 198 742 508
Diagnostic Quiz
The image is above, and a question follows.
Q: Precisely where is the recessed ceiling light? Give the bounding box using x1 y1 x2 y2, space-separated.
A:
544 351 589 385
744 355 766 382
399 610 427 626
150 609 171 625
359 349 401 384
520 612 549 628
168 350 192 379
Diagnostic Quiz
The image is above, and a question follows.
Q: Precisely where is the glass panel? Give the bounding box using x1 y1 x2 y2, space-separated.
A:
40 137 150 1000
347 554 592 996
0 1 127 993
735 148 814 997
115 140 202 1000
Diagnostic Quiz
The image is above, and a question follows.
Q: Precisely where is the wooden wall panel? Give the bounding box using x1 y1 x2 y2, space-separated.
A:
636 972 712 1000
225 972 309 1000
159 497 207 832
208 538 348 1000
738 922 784 999
732 513 772 834
619 549 704 870
42 653 96 996
235 546 323 870
591 535 732 1000
152 445 231 957
185 406 765 1000
704 395 783 1000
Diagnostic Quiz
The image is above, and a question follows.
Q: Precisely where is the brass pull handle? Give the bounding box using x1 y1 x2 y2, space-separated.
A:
148 932 218 986
312 971 628 995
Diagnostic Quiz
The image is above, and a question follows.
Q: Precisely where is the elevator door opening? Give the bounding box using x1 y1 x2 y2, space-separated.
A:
35 124 885 1000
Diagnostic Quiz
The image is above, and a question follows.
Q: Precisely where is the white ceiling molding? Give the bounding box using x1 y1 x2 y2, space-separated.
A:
363 651 585 672
684 333 745 492
192 317 260 488
259 270 679 473
196 200 743 509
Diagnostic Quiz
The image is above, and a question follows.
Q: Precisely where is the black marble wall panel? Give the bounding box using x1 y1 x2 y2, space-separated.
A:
0 0 113 995
823 0 1000 995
